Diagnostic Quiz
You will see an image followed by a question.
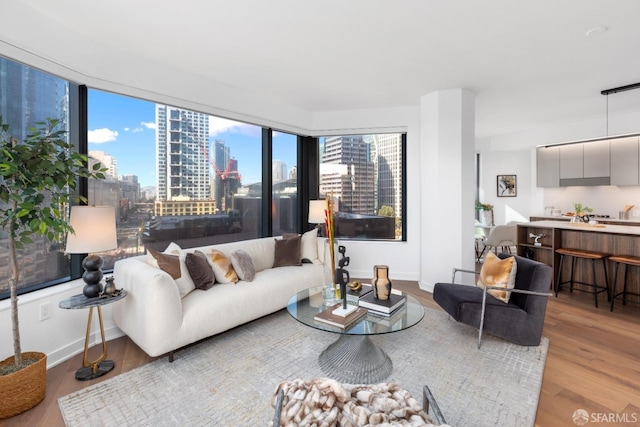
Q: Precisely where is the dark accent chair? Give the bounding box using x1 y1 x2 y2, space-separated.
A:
433 254 552 348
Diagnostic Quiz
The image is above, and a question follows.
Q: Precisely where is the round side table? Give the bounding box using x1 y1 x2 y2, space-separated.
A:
59 290 128 381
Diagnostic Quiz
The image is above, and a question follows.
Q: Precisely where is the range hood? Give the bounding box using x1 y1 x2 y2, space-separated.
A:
559 177 611 187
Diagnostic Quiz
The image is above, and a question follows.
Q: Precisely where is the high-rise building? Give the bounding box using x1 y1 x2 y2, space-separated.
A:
373 134 403 220
90 150 118 178
273 160 287 183
320 136 375 214
155 105 210 201
0 57 69 142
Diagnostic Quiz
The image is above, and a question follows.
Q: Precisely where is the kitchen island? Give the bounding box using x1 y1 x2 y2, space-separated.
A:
517 221 640 305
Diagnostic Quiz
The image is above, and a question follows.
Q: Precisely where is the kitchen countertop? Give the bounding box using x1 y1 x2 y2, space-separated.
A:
521 220 640 236
531 215 640 225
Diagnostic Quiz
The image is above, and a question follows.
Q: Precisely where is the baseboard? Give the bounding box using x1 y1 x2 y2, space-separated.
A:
46 325 125 369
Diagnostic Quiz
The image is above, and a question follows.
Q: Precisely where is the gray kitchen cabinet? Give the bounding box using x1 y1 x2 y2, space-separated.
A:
583 140 610 178
536 146 559 187
559 143 583 179
610 136 639 185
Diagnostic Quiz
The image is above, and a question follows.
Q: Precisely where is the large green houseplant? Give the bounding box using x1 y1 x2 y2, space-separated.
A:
0 116 106 417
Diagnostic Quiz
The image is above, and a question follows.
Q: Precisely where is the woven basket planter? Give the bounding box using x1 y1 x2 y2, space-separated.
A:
0 351 47 419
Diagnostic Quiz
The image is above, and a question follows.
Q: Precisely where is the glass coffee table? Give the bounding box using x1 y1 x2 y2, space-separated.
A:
287 286 425 383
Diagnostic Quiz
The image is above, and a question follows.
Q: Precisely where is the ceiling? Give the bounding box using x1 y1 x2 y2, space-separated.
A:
2 0 640 138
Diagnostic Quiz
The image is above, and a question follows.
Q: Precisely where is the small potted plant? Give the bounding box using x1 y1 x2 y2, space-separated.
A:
0 116 106 418
475 200 494 225
572 202 593 223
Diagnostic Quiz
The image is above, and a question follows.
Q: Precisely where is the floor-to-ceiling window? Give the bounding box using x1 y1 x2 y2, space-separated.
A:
319 133 406 240
87 90 264 263
0 53 409 300
272 132 298 235
0 56 77 297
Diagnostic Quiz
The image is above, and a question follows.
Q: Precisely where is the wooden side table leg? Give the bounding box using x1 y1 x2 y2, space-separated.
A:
76 306 114 381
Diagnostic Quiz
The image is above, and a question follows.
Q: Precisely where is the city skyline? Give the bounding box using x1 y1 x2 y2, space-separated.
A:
87 89 296 189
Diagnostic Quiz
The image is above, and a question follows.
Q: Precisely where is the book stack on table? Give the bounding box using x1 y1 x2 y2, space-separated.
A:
346 283 373 305
313 303 368 329
358 291 407 317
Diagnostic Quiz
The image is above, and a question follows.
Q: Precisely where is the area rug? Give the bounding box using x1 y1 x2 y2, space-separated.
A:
58 308 548 426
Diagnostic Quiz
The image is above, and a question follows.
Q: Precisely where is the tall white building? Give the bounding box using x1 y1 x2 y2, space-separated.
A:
272 160 287 183
374 133 403 220
89 150 118 178
320 136 375 214
156 105 210 201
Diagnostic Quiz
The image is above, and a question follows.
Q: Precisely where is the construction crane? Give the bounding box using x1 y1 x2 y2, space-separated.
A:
214 158 241 212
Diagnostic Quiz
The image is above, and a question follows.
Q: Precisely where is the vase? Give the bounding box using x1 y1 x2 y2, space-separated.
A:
371 265 392 300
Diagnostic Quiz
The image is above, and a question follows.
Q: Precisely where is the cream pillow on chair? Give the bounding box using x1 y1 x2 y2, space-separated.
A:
477 252 517 303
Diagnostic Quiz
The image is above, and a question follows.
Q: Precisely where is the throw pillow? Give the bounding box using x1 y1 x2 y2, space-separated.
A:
301 228 320 264
208 249 239 284
185 250 215 290
273 235 302 267
477 252 517 303
148 247 197 297
148 249 181 279
230 249 256 282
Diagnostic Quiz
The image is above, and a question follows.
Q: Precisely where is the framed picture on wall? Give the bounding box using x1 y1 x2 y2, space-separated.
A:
497 174 517 197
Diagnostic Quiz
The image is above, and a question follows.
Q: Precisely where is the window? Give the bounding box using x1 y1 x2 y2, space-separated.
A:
0 55 76 298
319 133 405 240
272 132 298 235
87 90 263 266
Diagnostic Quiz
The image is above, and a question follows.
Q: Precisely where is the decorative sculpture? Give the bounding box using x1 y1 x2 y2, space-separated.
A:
335 245 351 310
529 232 545 246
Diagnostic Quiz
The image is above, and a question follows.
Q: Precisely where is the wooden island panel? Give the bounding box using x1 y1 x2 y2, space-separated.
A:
517 221 640 305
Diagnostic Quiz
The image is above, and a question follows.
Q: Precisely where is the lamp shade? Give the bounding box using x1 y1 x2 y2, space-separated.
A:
65 206 117 254
308 200 326 224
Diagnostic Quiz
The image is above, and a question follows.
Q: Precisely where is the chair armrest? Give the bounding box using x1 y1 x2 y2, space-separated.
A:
451 267 479 283
422 385 446 425
272 388 284 426
482 285 552 298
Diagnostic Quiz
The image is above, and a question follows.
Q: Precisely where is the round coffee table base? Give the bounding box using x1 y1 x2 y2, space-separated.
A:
318 335 392 384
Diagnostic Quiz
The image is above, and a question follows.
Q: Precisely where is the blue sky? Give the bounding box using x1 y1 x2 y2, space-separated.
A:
87 90 297 188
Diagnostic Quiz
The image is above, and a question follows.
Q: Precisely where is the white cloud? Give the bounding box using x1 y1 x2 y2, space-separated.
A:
133 128 144 133
141 121 156 130
88 128 118 143
124 127 130 131
209 116 260 137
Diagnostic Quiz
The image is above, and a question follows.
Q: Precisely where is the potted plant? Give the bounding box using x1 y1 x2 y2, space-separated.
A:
475 200 494 226
0 116 106 418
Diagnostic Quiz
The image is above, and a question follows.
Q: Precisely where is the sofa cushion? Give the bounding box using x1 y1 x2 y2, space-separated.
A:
230 249 256 282
274 235 302 267
477 252 517 303
301 228 321 264
209 249 239 284
148 249 181 279
185 250 215 290
148 246 197 298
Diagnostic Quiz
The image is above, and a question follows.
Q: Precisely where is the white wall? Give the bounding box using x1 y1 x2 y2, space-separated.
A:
477 149 542 224
0 279 124 368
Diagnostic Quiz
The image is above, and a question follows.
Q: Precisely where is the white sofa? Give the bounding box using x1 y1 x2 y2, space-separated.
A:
112 234 328 360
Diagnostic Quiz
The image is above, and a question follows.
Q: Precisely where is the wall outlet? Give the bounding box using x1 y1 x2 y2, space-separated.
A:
39 302 52 321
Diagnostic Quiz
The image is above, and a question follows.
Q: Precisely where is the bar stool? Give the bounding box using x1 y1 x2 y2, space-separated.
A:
609 254 640 312
555 248 610 308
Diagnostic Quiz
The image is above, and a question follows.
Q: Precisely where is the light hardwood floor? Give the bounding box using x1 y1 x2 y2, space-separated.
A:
2 280 639 427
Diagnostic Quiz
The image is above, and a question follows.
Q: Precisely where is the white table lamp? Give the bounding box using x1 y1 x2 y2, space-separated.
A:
65 206 117 298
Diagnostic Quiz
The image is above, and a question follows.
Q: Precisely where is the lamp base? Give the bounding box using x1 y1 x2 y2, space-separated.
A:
81 254 104 298
82 283 102 298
